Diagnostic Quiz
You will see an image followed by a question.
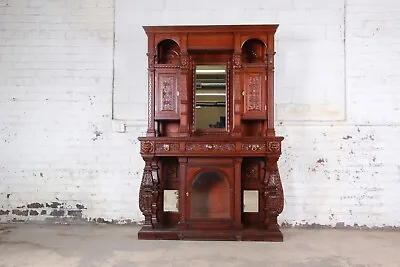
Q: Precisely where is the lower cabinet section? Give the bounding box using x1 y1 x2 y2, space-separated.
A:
138 154 284 241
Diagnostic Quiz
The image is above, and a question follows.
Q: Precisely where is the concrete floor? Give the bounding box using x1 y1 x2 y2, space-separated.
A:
0 224 399 267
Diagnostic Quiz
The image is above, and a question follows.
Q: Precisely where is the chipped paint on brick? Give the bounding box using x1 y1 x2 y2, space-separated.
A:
0 210 10 215
12 210 29 216
27 203 44 209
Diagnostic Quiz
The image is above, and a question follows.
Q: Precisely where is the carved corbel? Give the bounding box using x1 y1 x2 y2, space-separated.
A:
263 156 284 230
138 156 160 229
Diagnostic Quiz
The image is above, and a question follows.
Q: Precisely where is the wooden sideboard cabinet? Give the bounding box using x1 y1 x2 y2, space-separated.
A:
138 25 284 241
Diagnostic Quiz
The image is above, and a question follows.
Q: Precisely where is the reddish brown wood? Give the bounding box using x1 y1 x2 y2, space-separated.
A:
138 25 284 241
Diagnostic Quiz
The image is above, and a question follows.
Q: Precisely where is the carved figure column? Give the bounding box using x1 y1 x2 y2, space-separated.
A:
263 155 284 230
138 141 159 229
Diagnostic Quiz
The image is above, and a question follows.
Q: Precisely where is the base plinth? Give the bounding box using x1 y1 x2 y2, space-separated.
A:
138 227 283 242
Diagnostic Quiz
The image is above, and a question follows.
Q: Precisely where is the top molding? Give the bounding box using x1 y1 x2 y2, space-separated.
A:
143 24 279 34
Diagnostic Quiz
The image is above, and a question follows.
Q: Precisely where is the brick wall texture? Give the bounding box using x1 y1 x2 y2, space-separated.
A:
0 0 399 227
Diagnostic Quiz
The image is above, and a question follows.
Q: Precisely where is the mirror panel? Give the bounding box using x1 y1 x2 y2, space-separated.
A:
243 190 259 212
195 65 226 130
163 190 179 212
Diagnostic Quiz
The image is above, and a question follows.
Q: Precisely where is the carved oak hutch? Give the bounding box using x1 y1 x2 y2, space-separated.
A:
138 25 284 241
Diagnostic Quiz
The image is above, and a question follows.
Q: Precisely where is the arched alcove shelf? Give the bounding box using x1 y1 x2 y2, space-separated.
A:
241 38 267 63
157 39 181 64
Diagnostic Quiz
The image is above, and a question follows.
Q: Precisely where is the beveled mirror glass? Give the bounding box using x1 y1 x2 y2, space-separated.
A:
195 65 226 130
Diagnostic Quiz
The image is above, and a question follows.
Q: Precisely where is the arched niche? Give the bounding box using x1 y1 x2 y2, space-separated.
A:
190 170 231 219
157 39 181 64
241 38 267 63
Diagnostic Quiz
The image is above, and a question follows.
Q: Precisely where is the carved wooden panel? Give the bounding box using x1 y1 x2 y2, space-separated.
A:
185 143 236 152
241 143 266 152
155 69 179 119
155 143 180 153
242 69 266 119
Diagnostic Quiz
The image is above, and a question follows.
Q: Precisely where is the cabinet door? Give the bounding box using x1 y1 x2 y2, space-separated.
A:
242 68 267 119
155 68 180 120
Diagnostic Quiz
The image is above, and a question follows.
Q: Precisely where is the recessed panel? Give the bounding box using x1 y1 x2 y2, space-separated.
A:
190 171 231 219
188 33 233 50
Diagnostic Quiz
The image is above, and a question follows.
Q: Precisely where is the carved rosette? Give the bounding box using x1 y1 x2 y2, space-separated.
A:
268 141 281 153
140 141 155 154
245 164 259 180
180 54 189 71
241 143 265 152
185 143 236 152
155 143 180 153
248 76 261 111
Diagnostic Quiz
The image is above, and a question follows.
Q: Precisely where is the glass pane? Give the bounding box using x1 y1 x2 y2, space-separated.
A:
190 171 230 219
243 190 259 212
195 65 226 129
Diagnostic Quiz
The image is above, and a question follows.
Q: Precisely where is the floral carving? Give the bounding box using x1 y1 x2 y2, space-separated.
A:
233 54 241 69
147 72 154 133
180 55 189 69
139 159 157 228
185 143 235 152
247 76 261 111
268 141 281 153
265 171 284 215
147 53 156 68
155 143 180 152
141 141 155 154
160 76 176 111
262 158 284 229
241 143 265 151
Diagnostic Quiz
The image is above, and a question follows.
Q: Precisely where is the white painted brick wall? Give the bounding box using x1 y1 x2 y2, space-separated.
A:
0 0 144 223
1 0 400 227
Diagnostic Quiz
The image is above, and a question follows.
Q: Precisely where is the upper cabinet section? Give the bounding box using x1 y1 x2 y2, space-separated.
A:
143 25 278 136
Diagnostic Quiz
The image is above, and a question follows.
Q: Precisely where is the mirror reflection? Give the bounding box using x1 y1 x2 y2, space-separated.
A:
195 65 226 129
